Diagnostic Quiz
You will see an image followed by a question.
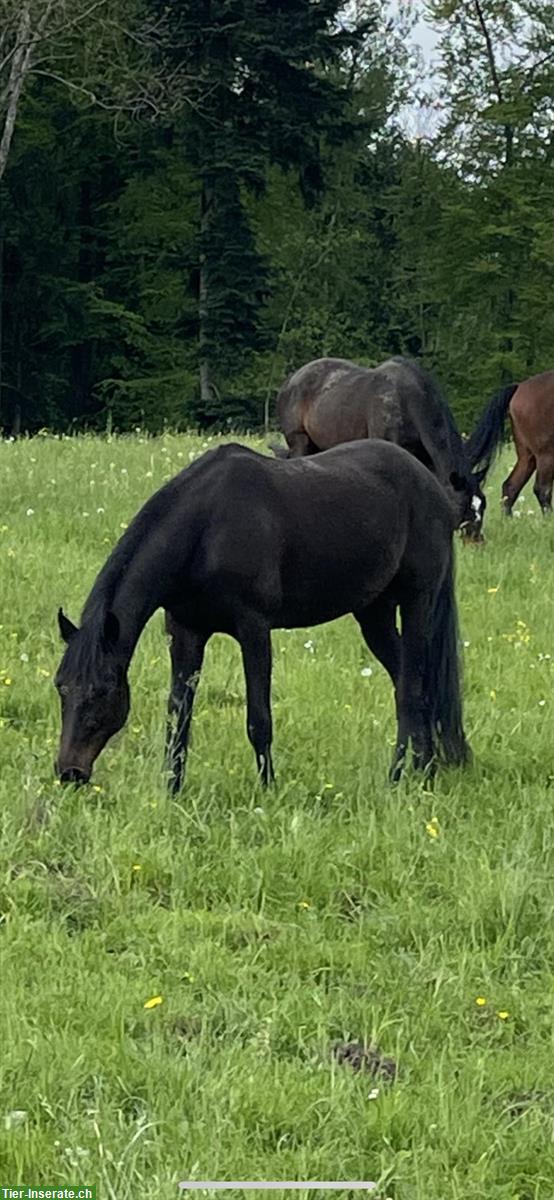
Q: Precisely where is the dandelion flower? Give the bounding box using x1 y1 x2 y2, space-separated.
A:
132 864 142 872
298 900 311 909
487 586 499 594
497 1010 509 1020
426 822 439 839
143 995 163 1009
475 996 487 1007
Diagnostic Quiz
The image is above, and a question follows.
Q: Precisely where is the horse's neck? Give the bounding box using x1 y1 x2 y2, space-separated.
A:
104 548 168 662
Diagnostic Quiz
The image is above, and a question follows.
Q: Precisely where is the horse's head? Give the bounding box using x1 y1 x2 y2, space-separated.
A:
450 470 486 542
54 607 130 784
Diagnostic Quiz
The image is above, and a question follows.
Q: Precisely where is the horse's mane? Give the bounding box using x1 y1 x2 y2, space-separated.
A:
67 474 184 682
64 448 228 683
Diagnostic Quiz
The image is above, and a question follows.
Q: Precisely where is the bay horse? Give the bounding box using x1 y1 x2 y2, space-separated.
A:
54 440 470 793
272 356 486 539
466 370 554 515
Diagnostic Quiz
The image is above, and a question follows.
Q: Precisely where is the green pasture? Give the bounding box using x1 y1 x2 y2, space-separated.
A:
0 433 553 1200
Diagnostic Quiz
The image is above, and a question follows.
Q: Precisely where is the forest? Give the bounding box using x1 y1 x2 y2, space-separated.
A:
0 0 553 435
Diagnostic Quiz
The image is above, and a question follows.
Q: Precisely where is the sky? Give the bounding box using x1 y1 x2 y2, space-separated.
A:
411 12 440 62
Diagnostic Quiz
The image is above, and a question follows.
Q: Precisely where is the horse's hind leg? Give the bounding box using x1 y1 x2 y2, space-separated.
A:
501 430 535 515
165 615 207 795
533 453 554 514
237 615 275 784
395 594 435 779
354 597 408 780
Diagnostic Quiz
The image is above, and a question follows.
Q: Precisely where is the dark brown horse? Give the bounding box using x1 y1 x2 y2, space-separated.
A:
54 440 469 793
466 370 554 514
272 356 486 539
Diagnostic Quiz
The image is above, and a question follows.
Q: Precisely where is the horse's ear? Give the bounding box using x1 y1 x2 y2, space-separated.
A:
58 608 78 644
449 471 466 493
102 610 120 650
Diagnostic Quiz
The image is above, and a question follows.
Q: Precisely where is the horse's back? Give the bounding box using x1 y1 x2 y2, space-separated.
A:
510 371 554 453
188 440 453 628
277 357 411 447
276 355 458 462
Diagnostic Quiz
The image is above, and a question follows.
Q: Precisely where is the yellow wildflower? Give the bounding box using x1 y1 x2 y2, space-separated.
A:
497 1010 510 1021
426 822 439 839
490 689 496 701
132 864 142 872
475 996 487 1007
487 586 499 594
298 900 311 909
3 677 12 686
143 995 163 1010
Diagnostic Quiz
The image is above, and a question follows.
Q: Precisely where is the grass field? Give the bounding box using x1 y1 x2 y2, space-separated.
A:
0 432 553 1200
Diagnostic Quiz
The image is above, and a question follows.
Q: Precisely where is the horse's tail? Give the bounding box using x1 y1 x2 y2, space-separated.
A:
268 441 288 459
465 383 518 478
427 546 471 766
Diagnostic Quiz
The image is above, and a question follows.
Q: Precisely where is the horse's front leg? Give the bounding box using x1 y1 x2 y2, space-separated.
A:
237 615 275 785
165 615 207 795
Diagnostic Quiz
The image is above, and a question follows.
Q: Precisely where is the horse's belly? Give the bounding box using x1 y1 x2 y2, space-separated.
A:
276 588 379 629
274 550 399 628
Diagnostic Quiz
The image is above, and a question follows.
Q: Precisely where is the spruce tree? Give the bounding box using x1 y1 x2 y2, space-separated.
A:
151 0 368 421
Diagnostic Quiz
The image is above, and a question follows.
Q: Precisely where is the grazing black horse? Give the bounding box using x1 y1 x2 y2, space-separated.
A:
55 440 470 792
272 356 486 539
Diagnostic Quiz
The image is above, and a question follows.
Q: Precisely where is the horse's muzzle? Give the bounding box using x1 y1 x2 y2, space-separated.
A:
459 521 485 544
58 766 91 786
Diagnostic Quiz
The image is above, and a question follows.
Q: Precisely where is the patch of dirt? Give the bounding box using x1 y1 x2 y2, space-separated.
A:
172 1015 203 1040
332 1040 398 1081
505 1090 548 1118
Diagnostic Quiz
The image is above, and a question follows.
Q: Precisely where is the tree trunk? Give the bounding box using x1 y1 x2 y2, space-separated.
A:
0 5 32 182
472 0 515 364
199 178 215 411
0 229 3 428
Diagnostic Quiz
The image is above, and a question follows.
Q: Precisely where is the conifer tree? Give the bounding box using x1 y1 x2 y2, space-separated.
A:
151 0 369 419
